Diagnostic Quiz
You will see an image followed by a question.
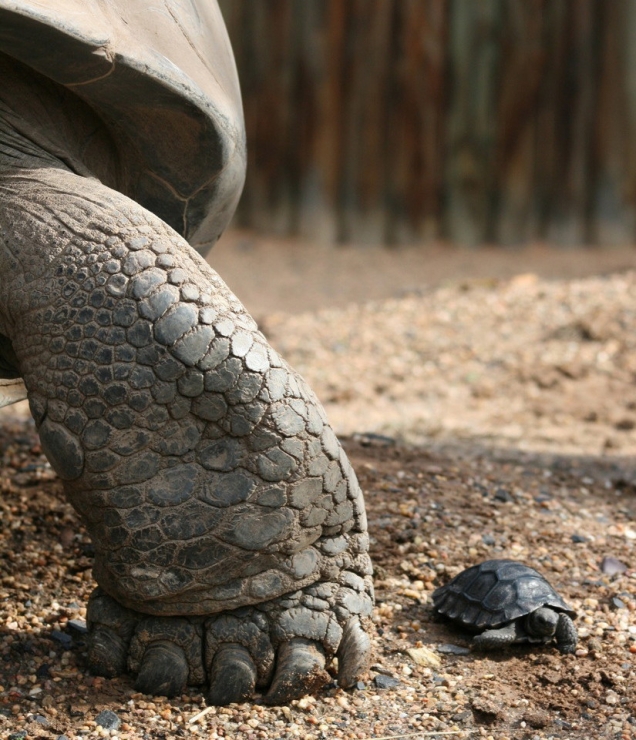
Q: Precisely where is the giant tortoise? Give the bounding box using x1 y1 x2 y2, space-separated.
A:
0 0 372 705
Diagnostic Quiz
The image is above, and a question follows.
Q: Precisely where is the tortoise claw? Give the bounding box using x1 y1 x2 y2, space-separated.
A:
86 625 129 678
86 590 137 678
207 643 257 705
337 617 371 689
264 638 329 705
135 641 189 698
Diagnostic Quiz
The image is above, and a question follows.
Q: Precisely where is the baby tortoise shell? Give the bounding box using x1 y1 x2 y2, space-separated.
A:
432 559 577 653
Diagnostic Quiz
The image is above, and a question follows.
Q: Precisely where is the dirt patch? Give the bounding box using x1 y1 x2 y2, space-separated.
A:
0 254 635 739
0 430 633 738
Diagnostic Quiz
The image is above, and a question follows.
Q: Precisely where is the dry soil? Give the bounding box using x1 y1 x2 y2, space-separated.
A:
0 234 634 740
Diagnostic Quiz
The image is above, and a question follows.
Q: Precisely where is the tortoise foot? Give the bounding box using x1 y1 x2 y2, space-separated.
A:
86 578 373 704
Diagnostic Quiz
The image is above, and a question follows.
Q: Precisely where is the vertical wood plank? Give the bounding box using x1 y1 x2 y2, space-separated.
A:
223 0 297 234
292 0 346 243
494 0 546 245
219 1 635 247
338 0 394 244
444 0 503 245
592 0 635 245
535 0 600 245
385 0 448 244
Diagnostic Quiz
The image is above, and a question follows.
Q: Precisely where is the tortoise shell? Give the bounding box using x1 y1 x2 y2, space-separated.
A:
0 0 245 255
432 559 576 630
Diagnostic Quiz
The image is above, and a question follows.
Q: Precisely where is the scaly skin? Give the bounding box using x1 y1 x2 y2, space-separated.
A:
0 97 373 703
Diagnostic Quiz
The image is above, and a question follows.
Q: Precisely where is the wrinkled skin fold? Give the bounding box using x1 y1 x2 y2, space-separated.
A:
0 59 373 705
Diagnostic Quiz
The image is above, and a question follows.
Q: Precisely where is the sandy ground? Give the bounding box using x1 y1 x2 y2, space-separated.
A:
0 233 635 740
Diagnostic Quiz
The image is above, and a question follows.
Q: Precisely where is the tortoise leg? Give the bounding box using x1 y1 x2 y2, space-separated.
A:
0 162 373 703
472 621 521 650
555 613 578 654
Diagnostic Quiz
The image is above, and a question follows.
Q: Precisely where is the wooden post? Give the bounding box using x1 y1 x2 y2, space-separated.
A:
592 0 636 245
444 0 503 246
385 0 448 244
494 0 546 246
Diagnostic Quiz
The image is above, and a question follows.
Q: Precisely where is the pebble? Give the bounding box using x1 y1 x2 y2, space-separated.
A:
373 675 401 690
600 557 628 575
50 630 72 648
493 488 514 503
523 710 550 729
67 619 88 635
406 647 441 667
95 710 121 730
437 644 470 655
0 271 635 740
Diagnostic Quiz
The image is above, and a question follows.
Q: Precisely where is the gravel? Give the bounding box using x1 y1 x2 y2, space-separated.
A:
0 266 635 739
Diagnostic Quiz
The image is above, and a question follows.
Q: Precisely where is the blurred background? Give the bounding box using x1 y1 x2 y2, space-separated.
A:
218 0 636 249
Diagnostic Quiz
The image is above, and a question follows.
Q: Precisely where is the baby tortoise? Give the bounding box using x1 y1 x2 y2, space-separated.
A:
432 559 578 654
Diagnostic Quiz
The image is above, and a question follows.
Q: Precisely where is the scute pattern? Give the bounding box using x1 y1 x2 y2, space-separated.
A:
432 559 574 629
1 167 372 624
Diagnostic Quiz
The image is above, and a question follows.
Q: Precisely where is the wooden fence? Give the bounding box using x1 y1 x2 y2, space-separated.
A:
219 0 636 246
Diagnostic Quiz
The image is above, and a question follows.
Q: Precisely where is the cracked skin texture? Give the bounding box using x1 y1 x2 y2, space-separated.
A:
7 170 371 617
0 27 373 704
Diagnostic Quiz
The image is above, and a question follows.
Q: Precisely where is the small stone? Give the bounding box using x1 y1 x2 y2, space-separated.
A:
482 534 496 546
437 643 470 655
611 596 626 609
95 710 121 730
36 664 51 679
605 690 619 705
50 630 72 648
600 556 628 575
523 710 550 729
493 488 514 502
471 697 503 719
406 646 441 667
67 619 88 635
352 432 395 447
571 534 588 543
373 675 400 690
587 637 603 652
33 715 49 726
8 732 27 740
354 681 366 691
452 711 472 723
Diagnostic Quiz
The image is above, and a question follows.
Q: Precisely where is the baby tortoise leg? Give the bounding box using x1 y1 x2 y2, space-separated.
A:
554 613 578 654
472 621 522 650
